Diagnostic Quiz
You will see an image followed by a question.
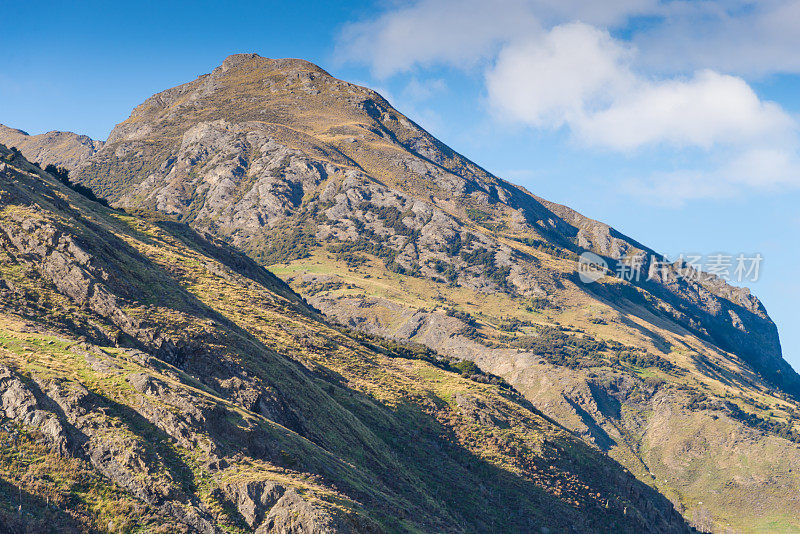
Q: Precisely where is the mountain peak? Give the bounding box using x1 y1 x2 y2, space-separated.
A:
6 55 800 531
104 52 364 145
0 123 102 169
0 124 29 137
217 53 332 77
72 58 798 395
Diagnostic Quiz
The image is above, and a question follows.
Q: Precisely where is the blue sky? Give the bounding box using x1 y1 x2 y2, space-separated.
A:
3 0 800 370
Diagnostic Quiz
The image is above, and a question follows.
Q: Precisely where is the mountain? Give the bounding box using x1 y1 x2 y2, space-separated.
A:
0 144 691 532
0 124 102 170
4 53 800 532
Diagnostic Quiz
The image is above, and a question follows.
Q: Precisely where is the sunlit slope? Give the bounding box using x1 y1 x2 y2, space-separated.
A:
10 53 800 532
0 145 687 532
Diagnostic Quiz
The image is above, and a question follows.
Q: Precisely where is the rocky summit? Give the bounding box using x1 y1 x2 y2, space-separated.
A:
2 53 800 532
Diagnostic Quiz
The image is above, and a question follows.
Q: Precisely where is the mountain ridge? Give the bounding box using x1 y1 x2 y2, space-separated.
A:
28 53 793 395
0 124 103 170
3 53 800 532
0 143 692 532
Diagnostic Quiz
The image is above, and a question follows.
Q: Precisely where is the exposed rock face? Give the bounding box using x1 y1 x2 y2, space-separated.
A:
538 196 792 390
0 357 360 533
221 480 347 533
0 358 364 533
6 54 800 532
0 365 71 456
0 124 102 170
62 54 793 395
0 145 690 532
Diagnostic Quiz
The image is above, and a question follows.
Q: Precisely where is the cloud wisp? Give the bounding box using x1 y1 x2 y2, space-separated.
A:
336 0 541 78
337 0 800 204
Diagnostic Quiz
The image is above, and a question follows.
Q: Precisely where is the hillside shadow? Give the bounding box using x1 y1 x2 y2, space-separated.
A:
16 184 692 532
687 352 755 390
0 478 82 533
364 392 682 533
616 315 675 354
578 277 692 342
154 220 310 311
564 396 618 452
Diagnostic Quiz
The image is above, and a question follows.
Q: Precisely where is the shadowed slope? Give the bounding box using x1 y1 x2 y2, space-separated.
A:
0 144 689 532
7 53 800 532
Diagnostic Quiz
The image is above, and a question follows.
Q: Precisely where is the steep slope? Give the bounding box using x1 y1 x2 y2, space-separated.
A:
0 124 102 170
69 54 792 393
18 53 800 532
0 145 689 532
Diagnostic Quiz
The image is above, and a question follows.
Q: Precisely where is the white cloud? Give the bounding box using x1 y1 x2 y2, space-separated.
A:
631 0 800 76
524 0 658 26
485 23 633 129
403 77 448 101
335 0 664 78
481 20 800 203
723 147 800 188
339 1 800 78
337 0 800 203
336 0 542 78
574 70 796 151
484 23 800 201
625 148 800 206
485 23 797 151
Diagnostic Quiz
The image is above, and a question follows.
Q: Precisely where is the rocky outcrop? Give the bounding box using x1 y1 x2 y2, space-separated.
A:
0 358 367 533
0 124 102 170
0 363 216 531
221 480 350 534
0 365 71 455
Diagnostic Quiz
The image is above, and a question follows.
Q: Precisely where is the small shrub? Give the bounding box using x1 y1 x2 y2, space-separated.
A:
452 359 480 376
465 208 490 222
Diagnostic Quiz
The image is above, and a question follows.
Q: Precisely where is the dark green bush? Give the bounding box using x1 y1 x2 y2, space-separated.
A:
44 164 109 207
465 208 490 222
452 360 480 376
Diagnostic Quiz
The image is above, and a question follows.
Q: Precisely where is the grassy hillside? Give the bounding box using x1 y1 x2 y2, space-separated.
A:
7 53 800 532
272 245 800 533
0 145 688 532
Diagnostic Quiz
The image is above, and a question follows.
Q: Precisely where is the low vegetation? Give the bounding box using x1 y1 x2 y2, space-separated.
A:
338 326 515 390
515 325 679 374
44 164 109 206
